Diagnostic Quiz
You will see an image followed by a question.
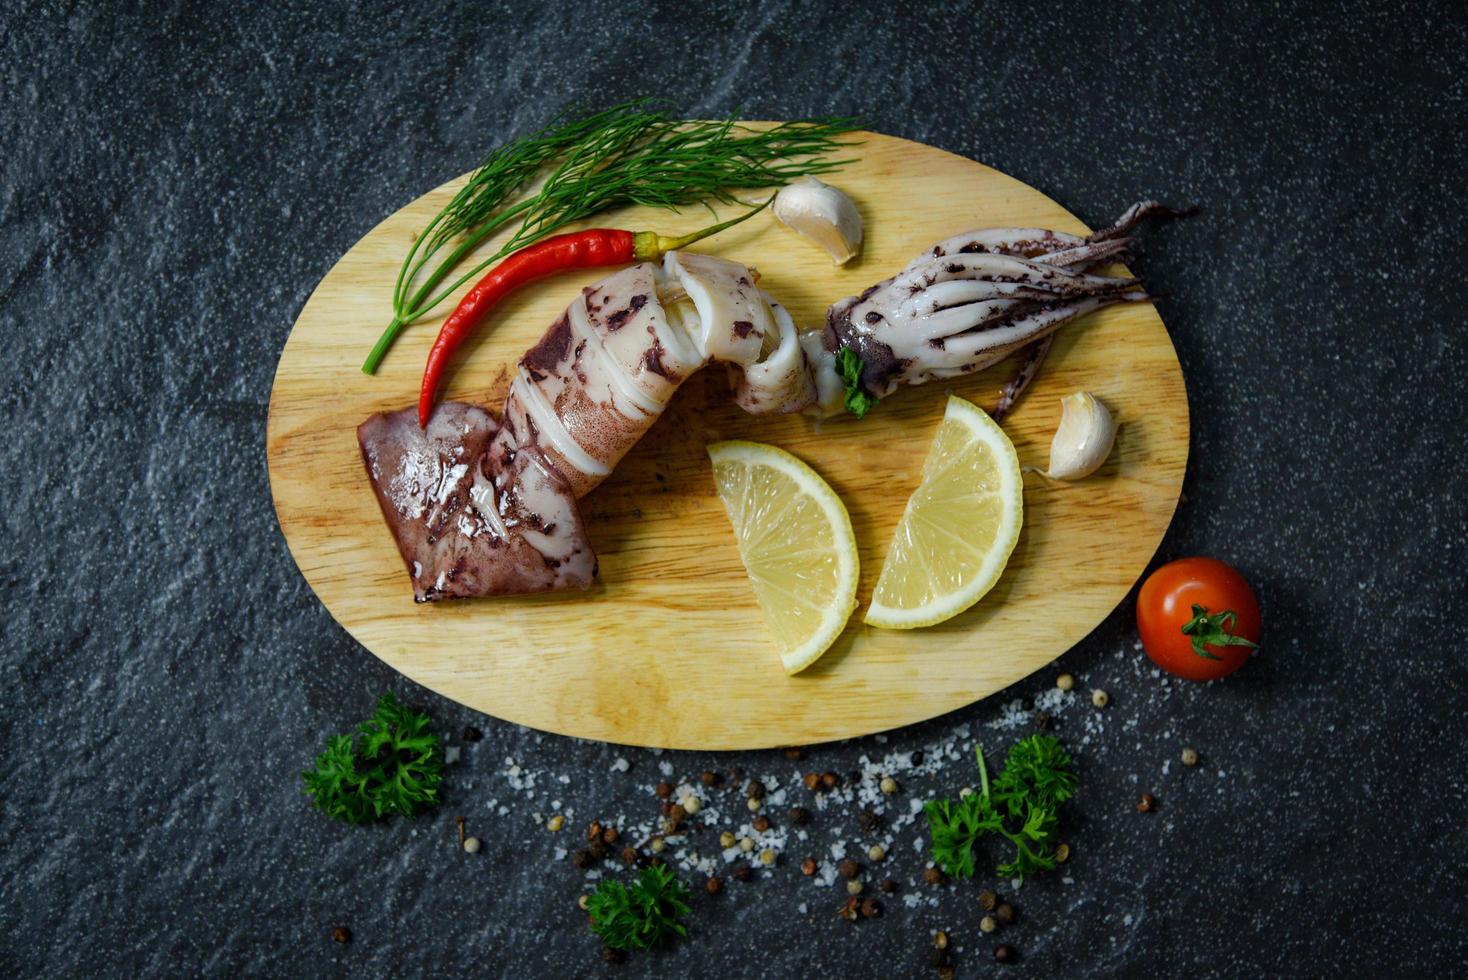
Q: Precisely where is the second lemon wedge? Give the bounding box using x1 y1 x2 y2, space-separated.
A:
865 396 1023 629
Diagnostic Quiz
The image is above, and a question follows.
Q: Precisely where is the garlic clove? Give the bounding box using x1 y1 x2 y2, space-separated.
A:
772 176 863 265
1045 392 1117 480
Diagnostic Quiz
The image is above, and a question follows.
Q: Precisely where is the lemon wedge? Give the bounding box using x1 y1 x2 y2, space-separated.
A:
865 396 1023 629
708 441 859 674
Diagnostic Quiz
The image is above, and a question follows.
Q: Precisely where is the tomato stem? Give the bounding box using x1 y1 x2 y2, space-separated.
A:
1180 604 1259 660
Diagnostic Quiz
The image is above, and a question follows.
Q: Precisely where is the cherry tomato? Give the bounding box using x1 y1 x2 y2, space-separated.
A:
1136 557 1260 681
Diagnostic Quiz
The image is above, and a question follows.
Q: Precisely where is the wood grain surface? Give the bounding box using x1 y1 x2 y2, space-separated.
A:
266 130 1189 749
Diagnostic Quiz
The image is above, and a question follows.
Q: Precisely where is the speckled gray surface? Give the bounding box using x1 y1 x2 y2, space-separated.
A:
4 1 1466 976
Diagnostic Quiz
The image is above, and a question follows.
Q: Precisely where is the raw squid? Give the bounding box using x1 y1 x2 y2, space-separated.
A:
359 252 811 600
822 201 1183 415
358 403 596 601
359 201 1177 599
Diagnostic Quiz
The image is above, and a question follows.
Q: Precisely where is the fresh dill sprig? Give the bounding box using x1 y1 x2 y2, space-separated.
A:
924 734 1077 883
586 864 692 951
364 101 861 373
302 692 443 824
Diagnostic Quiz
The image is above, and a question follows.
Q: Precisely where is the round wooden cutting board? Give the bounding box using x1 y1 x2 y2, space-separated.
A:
267 130 1188 749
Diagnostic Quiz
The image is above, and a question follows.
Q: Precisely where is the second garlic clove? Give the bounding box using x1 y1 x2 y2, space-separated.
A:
1045 392 1117 480
772 176 863 265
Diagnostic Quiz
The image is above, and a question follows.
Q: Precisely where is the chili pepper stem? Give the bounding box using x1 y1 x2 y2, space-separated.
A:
630 194 776 261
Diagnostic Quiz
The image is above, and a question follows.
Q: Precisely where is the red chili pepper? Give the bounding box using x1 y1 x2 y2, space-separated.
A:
417 197 772 427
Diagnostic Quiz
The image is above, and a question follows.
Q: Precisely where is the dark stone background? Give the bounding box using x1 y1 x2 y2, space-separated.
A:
3 1 1464 976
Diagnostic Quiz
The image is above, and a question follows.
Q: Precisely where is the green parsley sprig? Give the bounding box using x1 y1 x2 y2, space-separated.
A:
924 734 1077 882
587 864 691 951
303 692 443 824
836 347 878 418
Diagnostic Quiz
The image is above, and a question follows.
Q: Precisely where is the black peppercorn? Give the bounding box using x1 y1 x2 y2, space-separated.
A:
746 779 766 800
880 878 898 894
571 849 592 869
911 750 924 765
706 876 723 895
461 726 482 742
700 770 719 787
331 926 352 944
995 944 1016 963
789 806 811 826
732 862 752 882
588 841 609 862
838 859 861 879
978 888 998 910
857 810 880 832
620 846 638 866
922 867 943 885
996 902 1016 925
602 946 625 964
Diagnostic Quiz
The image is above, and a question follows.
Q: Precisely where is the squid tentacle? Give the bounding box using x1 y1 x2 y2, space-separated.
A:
992 335 1054 423
1034 236 1132 270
